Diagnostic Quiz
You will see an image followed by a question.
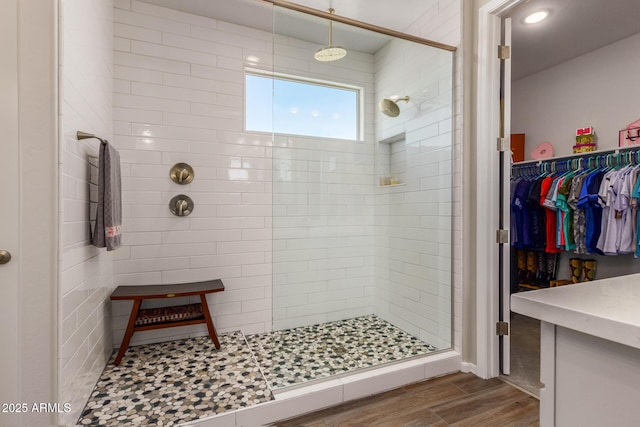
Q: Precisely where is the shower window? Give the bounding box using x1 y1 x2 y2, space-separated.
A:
244 70 361 141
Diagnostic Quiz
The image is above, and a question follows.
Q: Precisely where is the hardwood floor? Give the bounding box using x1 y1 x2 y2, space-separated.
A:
272 372 539 426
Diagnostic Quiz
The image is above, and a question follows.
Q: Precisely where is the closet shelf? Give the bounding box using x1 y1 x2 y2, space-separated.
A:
513 145 640 166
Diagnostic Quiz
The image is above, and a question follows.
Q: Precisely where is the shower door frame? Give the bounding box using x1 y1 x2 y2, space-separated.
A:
261 0 457 52
267 1 458 366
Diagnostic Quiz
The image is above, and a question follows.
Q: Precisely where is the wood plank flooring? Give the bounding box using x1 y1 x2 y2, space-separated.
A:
272 372 539 426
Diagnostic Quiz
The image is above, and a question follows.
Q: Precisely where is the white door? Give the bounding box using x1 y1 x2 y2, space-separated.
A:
500 16 513 375
0 0 21 424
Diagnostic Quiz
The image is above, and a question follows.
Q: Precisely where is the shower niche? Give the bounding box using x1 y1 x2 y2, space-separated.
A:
377 132 406 187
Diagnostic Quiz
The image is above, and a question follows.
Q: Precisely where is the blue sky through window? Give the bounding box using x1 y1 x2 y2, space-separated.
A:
245 73 359 141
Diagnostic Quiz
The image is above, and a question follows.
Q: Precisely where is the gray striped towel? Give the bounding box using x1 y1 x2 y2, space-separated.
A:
92 141 122 251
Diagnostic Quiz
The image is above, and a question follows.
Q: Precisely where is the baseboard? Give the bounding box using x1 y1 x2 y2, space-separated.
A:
460 361 477 375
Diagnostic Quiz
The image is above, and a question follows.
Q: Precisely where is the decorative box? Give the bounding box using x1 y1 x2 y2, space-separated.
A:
573 127 596 154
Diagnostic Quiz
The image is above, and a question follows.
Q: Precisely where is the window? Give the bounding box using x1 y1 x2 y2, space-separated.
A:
245 71 361 141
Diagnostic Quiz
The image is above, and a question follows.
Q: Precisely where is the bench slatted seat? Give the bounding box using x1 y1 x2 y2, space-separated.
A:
110 279 224 365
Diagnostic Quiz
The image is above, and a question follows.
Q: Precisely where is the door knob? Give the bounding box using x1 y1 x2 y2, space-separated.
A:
0 250 11 265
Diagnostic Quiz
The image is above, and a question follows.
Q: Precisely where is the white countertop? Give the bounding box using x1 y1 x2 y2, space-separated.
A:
511 273 640 350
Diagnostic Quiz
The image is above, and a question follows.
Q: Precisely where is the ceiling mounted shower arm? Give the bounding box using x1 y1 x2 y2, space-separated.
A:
328 18 333 46
327 8 335 46
315 7 347 61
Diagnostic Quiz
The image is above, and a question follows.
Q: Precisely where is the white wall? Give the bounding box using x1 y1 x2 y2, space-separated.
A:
373 40 455 349
111 0 274 344
270 32 377 330
59 0 114 424
513 31 640 159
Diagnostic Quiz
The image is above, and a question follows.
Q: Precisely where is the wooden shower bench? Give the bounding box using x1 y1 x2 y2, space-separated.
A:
110 279 224 365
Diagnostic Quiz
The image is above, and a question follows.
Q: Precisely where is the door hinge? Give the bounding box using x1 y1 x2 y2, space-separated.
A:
497 137 509 152
496 321 509 336
498 45 510 60
496 229 509 244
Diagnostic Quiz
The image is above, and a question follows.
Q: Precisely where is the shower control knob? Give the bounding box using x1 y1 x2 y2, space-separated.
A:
170 163 194 185
169 195 194 217
0 250 11 265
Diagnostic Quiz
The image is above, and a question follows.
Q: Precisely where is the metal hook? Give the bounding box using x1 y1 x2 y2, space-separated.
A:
77 131 108 145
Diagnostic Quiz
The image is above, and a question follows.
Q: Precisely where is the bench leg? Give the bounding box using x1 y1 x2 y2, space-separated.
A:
114 299 141 366
200 294 220 349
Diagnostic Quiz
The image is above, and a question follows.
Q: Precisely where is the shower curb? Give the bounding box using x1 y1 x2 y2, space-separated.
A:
180 350 461 427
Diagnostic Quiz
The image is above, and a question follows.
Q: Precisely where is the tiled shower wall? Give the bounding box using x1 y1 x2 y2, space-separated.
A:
109 0 461 351
271 34 376 330
59 0 114 424
111 0 274 345
374 0 462 351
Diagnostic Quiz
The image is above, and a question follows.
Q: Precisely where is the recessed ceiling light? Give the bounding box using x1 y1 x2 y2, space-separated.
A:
523 10 549 24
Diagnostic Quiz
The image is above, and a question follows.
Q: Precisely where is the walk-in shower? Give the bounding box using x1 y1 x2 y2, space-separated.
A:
67 1 456 424
252 3 456 390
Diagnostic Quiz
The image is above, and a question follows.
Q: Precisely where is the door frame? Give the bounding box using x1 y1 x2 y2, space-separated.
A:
475 0 526 379
0 1 59 424
0 2 21 424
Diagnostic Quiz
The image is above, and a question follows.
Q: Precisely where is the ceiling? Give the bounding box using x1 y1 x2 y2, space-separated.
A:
139 0 438 35
509 0 640 80
140 0 640 79
138 0 438 54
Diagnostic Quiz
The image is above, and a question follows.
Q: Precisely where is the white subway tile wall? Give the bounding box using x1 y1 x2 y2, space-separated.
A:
374 0 461 350
271 29 377 330
109 0 461 351
59 0 114 424
111 0 275 345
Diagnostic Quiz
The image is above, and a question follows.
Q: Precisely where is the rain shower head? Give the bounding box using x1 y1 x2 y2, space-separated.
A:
379 96 410 117
314 8 347 62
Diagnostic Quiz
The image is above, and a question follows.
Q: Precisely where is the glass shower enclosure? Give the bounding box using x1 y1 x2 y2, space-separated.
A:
246 4 455 390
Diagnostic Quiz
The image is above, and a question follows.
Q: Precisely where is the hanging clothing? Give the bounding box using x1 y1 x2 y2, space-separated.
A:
621 167 640 254
540 176 562 253
511 150 640 259
526 178 546 251
568 173 588 254
556 173 575 251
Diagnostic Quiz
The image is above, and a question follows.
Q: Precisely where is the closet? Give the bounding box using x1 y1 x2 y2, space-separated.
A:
511 148 640 294
503 0 640 396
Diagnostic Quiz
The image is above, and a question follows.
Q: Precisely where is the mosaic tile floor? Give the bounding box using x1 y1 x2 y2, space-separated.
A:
78 315 437 425
78 331 273 426
246 315 438 389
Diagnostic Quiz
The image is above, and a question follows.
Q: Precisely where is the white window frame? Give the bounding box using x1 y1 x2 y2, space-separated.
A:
244 68 364 141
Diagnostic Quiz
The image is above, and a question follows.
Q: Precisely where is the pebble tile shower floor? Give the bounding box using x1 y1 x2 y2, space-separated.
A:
78 315 437 426
246 315 437 389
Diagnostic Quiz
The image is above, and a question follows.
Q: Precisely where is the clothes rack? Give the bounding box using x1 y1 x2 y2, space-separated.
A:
512 145 640 177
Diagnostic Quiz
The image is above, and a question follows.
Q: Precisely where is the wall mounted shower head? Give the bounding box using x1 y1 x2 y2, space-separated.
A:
378 96 410 117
